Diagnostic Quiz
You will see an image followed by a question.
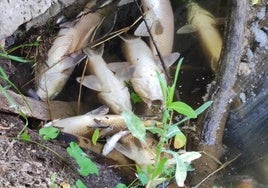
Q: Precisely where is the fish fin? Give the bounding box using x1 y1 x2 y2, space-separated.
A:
134 21 149 37
102 130 129 156
134 10 163 36
156 52 180 68
176 24 197 34
118 0 134 6
76 75 103 91
58 53 86 71
107 62 130 72
86 105 109 116
107 62 134 81
134 19 164 36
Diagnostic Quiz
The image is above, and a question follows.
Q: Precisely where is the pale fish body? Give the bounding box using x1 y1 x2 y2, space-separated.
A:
77 46 132 114
45 105 161 138
121 37 165 111
177 3 223 72
44 105 110 137
115 133 157 166
135 0 174 57
36 0 104 100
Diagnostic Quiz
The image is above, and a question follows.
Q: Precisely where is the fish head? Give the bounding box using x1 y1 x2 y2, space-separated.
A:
131 76 164 113
187 2 216 26
98 87 132 114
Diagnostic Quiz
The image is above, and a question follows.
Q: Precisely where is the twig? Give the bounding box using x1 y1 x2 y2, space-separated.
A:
0 90 78 121
133 0 171 82
193 154 241 188
90 16 143 48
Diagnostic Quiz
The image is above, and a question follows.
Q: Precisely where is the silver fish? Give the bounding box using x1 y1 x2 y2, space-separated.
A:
45 105 161 137
120 37 172 112
176 3 223 72
77 46 132 114
36 0 105 100
134 0 174 57
115 133 157 166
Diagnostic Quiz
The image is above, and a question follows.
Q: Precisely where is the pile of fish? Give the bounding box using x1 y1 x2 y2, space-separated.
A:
36 0 223 171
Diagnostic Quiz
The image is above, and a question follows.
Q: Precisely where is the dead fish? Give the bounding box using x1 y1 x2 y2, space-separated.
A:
117 37 179 112
102 130 130 156
176 2 223 72
134 0 174 57
45 105 161 137
77 46 132 114
115 133 157 166
44 105 110 137
36 0 105 100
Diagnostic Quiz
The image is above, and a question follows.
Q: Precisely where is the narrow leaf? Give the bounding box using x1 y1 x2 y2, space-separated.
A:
152 157 168 178
195 101 213 115
75 179 87 188
116 183 127 188
91 129 100 145
122 111 146 143
179 100 213 124
21 131 31 141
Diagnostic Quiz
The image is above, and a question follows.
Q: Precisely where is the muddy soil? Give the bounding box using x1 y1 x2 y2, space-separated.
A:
0 0 268 187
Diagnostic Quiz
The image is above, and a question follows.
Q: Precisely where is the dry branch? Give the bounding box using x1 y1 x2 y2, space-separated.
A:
0 90 79 121
191 0 248 186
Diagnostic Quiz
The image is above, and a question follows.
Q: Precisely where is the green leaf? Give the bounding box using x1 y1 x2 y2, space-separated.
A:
152 157 168 178
0 53 34 63
179 152 201 163
67 142 98 176
168 101 197 118
174 153 187 187
21 131 31 141
137 166 150 186
77 157 98 176
75 179 87 188
195 101 213 116
167 58 183 105
146 126 164 135
179 101 213 124
166 125 181 139
122 111 146 143
157 72 168 103
165 125 186 148
162 150 187 187
116 183 127 188
39 127 59 140
91 129 100 145
131 92 142 104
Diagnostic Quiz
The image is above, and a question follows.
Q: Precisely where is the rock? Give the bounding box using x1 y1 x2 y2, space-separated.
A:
0 0 89 41
0 0 52 40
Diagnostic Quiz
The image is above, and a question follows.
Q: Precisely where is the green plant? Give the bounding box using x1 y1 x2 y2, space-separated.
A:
122 59 212 187
39 127 99 186
0 36 40 63
67 142 99 176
